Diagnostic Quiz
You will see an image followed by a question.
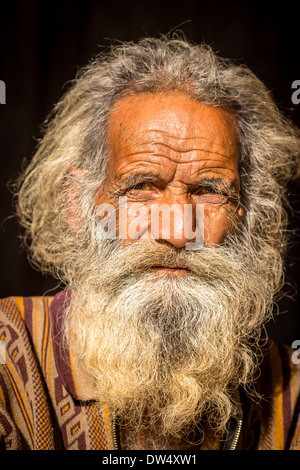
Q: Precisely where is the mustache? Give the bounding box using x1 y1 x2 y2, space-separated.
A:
94 239 243 285
71 235 266 440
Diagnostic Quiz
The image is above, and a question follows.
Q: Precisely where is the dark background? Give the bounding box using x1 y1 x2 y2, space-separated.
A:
0 0 299 345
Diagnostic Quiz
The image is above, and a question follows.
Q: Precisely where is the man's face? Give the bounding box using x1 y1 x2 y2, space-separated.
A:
96 92 244 267
70 92 272 444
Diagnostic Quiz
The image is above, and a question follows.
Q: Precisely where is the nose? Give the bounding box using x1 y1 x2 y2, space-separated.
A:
145 200 200 249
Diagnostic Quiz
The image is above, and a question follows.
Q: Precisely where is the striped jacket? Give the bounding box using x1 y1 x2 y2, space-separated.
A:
0 292 299 450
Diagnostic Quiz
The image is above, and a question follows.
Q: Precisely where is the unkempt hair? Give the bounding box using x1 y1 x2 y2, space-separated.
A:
16 35 300 282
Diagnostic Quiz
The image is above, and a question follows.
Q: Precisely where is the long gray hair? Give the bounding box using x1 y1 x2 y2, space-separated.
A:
16 35 300 285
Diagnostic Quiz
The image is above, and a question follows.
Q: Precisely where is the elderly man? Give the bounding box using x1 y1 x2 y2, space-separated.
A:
0 36 299 450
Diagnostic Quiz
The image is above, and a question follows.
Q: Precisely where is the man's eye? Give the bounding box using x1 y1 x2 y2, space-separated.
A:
111 182 154 198
195 186 223 196
126 182 152 193
130 183 147 190
193 186 230 205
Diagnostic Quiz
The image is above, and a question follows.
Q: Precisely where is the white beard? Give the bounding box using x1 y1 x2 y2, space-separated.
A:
67 235 280 446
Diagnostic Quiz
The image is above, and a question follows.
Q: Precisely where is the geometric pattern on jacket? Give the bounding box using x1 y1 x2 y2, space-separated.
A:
0 292 299 450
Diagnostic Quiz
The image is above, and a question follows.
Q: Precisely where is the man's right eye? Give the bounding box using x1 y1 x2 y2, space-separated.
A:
124 182 154 194
128 182 147 191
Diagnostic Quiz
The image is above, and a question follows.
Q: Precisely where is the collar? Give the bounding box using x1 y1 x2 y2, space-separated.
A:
50 290 98 400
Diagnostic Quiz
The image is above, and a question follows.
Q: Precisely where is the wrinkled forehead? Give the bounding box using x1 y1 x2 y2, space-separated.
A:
107 92 240 167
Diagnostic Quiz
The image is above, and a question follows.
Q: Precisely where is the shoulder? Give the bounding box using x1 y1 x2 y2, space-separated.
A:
255 340 300 450
0 295 57 358
0 296 52 366
259 340 300 394
0 296 55 449
0 296 54 328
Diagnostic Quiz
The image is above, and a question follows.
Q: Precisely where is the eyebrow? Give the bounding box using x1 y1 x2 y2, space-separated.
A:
108 172 160 197
110 173 240 197
114 172 160 189
187 178 239 194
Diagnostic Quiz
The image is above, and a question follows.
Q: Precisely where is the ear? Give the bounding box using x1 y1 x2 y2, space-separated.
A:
63 166 86 235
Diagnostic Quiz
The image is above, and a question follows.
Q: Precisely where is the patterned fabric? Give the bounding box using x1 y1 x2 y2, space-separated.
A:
0 292 299 450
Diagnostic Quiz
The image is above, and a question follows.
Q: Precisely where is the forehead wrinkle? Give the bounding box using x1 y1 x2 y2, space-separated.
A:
113 135 239 166
114 159 174 181
113 160 240 191
116 131 237 156
120 146 237 162
175 166 240 185
122 127 233 144
108 93 241 190
114 152 239 175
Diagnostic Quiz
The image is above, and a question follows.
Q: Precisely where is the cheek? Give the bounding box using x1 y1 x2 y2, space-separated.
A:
204 206 239 246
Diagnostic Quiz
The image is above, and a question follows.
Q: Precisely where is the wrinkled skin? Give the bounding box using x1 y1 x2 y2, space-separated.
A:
96 92 244 276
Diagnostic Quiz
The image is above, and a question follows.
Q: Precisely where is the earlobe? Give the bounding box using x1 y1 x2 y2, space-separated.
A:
237 206 245 218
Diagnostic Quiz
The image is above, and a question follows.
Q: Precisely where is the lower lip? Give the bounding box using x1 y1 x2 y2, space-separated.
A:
150 267 190 276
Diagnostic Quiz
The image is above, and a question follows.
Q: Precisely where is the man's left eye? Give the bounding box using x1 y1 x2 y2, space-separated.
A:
193 186 231 205
195 186 224 196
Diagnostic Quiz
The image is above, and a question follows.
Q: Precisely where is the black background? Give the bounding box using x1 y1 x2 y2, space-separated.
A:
0 0 299 344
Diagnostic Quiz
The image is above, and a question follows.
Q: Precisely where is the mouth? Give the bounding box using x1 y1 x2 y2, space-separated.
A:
150 265 191 276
